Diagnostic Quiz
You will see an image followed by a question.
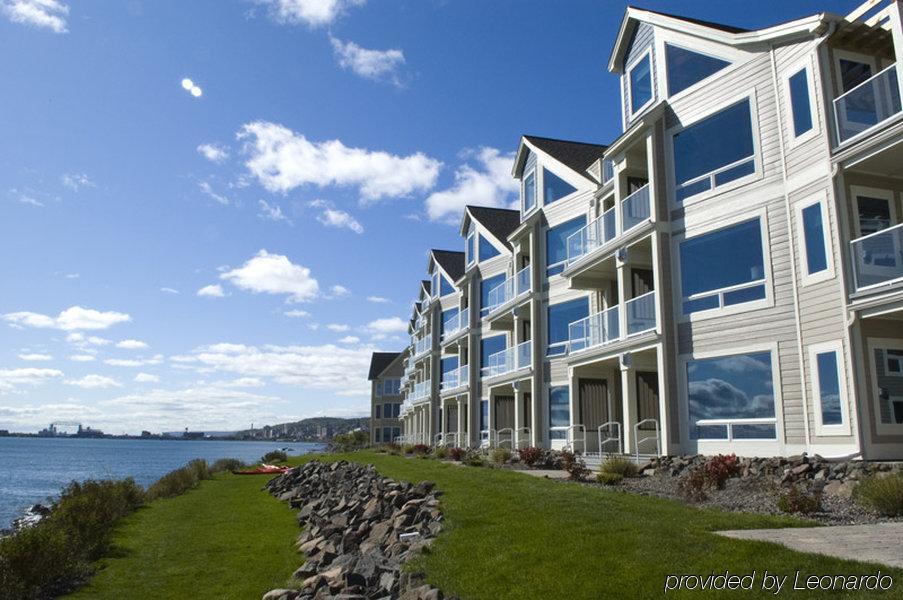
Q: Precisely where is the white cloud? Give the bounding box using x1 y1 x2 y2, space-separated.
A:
14 193 44 207
2 0 69 33
366 296 389 303
365 316 407 334
197 284 226 298
328 284 350 299
197 143 230 164
3 306 131 331
198 181 229 205
68 354 95 362
258 198 289 223
181 77 203 98
312 202 363 234
116 339 149 350
18 353 52 361
326 323 349 332
61 173 94 191
254 0 364 27
134 372 159 383
0 367 63 393
338 335 360 344
329 36 405 85
238 121 441 202
425 147 519 223
66 374 121 389
64 273 79 279
104 355 163 368
160 287 180 294
220 249 319 303
220 377 264 388
284 309 310 318
66 333 111 346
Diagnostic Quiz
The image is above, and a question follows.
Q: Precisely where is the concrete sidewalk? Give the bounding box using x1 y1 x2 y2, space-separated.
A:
717 523 903 569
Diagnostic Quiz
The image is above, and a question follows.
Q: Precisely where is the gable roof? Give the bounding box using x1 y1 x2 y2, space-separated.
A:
637 6 749 34
522 135 608 177
421 279 431 295
431 249 465 282
368 352 401 380
463 206 521 249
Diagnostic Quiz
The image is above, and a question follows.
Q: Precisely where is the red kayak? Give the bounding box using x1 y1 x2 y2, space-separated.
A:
232 463 292 475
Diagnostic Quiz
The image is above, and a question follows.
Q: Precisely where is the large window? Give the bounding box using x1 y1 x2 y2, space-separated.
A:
799 199 831 281
375 404 382 419
679 218 766 315
466 225 476 265
673 99 756 202
479 235 500 261
432 272 440 299
811 344 845 430
480 273 505 316
480 399 489 431
481 334 506 368
441 307 459 334
628 52 653 115
546 216 586 276
441 356 459 382
665 43 730 97
787 66 814 139
543 168 577 205
547 297 589 356
523 171 536 214
549 386 570 440
382 378 400 396
686 350 776 440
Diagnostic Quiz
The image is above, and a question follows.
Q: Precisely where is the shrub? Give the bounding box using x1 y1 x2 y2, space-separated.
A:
331 430 369 452
704 454 740 489
412 443 431 456
210 458 246 473
677 468 711 502
384 443 401 456
448 447 466 461
402 444 415 455
463 454 485 468
599 456 638 478
146 459 212 501
261 450 288 464
490 447 512 465
854 473 903 517
777 485 823 515
597 472 624 486
560 451 590 482
434 446 448 459
518 446 542 466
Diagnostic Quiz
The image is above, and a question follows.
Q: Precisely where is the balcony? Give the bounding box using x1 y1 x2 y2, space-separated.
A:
481 340 532 379
413 334 432 358
850 222 903 292
567 291 657 354
566 184 651 269
440 364 469 392
441 308 469 341
834 64 902 146
484 266 532 316
411 379 432 403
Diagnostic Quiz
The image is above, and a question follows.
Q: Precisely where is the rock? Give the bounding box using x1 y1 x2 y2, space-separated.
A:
262 589 299 600
791 463 811 476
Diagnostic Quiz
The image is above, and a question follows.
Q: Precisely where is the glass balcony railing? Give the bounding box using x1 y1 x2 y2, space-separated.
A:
440 364 469 391
834 64 901 145
568 291 658 353
850 223 903 291
414 334 432 357
485 266 532 315
441 308 469 340
621 184 651 232
411 379 432 402
566 184 652 268
626 290 657 336
481 341 532 379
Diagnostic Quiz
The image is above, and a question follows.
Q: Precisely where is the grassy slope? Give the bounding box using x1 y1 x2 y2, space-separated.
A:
293 452 903 600
66 472 299 600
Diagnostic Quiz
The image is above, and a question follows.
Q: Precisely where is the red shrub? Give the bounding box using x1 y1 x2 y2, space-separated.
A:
448 447 466 461
704 454 740 489
412 444 430 455
518 446 542 466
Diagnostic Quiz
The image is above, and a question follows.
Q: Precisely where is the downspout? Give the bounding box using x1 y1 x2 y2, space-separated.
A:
769 43 812 452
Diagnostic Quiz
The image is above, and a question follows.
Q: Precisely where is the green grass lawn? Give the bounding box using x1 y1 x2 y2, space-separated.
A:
66 472 300 600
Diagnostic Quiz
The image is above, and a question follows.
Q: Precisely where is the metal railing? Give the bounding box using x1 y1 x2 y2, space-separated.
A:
433 433 444 447
850 222 903 291
481 340 532 378
496 428 514 449
411 379 432 402
633 418 660 461
834 64 901 145
564 425 586 454
693 417 776 441
514 427 531 449
566 206 616 267
621 184 651 232
485 266 532 315
441 308 469 340
626 290 657 336
444 431 458 448
568 305 620 353
598 421 622 455
675 155 755 202
440 364 469 391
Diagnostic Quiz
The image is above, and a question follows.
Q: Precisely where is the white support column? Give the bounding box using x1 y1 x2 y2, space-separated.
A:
616 248 630 338
644 130 658 222
620 355 638 455
892 1 903 98
614 159 628 236
655 344 671 454
456 397 465 447
530 225 542 446
514 380 524 449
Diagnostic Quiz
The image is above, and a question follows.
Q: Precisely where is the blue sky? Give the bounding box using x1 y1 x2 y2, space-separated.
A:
0 0 858 434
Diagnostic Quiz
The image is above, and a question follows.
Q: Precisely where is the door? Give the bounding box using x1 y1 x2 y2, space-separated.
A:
635 371 660 431
579 379 609 453
852 189 901 287
494 395 514 430
522 392 532 433
834 53 878 137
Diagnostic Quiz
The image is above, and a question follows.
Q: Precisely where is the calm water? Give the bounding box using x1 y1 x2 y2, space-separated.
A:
0 437 324 528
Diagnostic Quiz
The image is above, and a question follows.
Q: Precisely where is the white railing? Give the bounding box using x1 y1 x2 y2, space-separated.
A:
514 427 531 449
444 431 458 448
564 424 586 454
496 427 514 449
566 207 616 267
414 334 432 357
434 433 444 447
693 417 776 441
485 266 532 315
834 64 901 145
441 308 469 340
675 155 755 202
411 379 432 402
626 290 657 336
568 305 620 353
598 421 622 455
633 418 660 461
621 184 651 232
481 341 532 379
440 364 469 391
850 222 903 291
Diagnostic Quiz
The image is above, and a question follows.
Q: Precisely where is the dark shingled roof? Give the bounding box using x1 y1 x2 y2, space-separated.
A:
466 206 521 249
421 279 431 294
432 250 465 281
523 135 608 177
368 352 401 380
634 6 750 34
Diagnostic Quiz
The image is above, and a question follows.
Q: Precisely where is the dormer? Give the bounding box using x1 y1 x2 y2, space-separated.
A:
512 136 605 220
459 206 519 271
427 250 465 299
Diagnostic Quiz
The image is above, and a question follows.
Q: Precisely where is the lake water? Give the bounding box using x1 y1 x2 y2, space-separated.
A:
0 437 324 528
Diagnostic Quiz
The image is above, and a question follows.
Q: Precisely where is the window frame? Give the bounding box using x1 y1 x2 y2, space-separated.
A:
832 49 877 97
782 57 820 146
850 185 896 239
865 337 903 436
465 224 476 266
666 91 762 208
794 192 835 286
522 169 537 217
541 166 580 206
808 340 851 437
884 348 903 378
673 210 773 322
547 383 571 444
662 41 733 101
678 342 784 452
626 47 655 120
546 296 590 357
545 215 587 278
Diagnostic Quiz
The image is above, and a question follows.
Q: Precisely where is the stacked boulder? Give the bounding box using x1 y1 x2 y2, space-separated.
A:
262 460 447 600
